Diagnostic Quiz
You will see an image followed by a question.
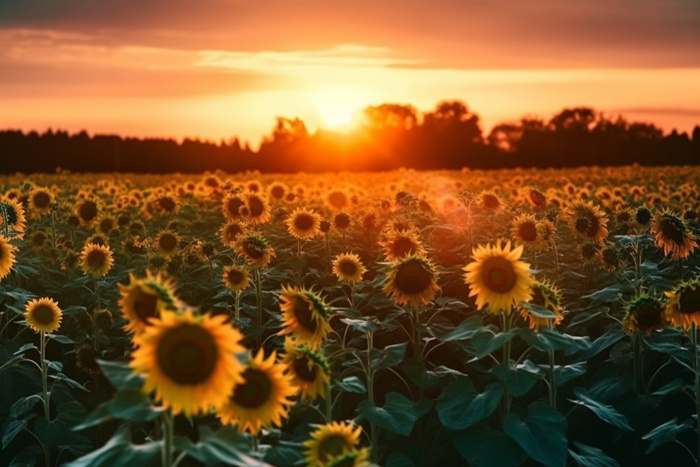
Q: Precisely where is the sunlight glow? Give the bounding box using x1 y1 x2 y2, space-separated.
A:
311 87 369 130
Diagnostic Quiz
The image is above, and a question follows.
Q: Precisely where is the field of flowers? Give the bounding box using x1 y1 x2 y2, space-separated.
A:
2 165 700 467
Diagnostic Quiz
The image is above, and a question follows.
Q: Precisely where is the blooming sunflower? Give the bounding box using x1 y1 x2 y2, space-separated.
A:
0 235 16 281
80 242 114 277
477 190 502 212
243 192 271 224
665 279 700 329
118 272 181 333
379 228 426 261
0 199 27 238
234 232 275 268
333 212 351 232
519 280 564 330
28 187 54 218
97 215 117 235
383 255 440 308
622 294 667 334
278 285 331 349
75 198 100 227
332 253 367 284
155 230 180 256
525 188 547 210
463 241 533 315
222 264 251 292
219 220 247 248
511 214 539 247
326 449 371 467
25 297 62 333
567 201 609 244
286 208 322 240
130 308 245 416
268 182 289 202
650 210 697 260
303 421 363 467
222 194 246 220
281 338 330 401
218 349 296 435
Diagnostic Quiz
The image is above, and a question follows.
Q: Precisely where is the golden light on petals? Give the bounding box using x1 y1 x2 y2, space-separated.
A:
118 272 181 334
25 297 63 333
80 242 114 277
332 252 367 283
665 280 700 330
383 255 440 308
278 285 331 349
651 210 697 260
281 338 330 401
0 235 16 281
286 207 322 240
303 421 363 467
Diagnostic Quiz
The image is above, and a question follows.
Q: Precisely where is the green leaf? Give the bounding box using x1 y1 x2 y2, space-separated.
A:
553 362 587 385
385 452 417 467
2 419 27 449
437 378 503 430
335 376 367 394
358 392 417 436
569 441 620 467
62 427 161 467
452 427 526 467
0 354 23 374
13 343 37 356
502 402 568 467
492 364 539 397
642 418 693 454
578 330 625 360
652 377 686 396
48 334 75 344
9 394 41 418
569 387 634 431
582 285 623 303
177 426 269 467
517 328 591 355
370 342 408 371
50 372 89 391
471 329 514 360
97 359 143 390
430 315 483 342
340 318 379 333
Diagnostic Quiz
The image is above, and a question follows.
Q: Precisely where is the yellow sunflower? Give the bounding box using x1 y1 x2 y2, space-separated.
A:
0 199 27 238
567 201 609 244
155 230 180 256
219 220 247 248
525 188 547 210
383 255 440 308
268 182 289 202
650 210 697 260
537 218 556 244
234 232 275 268
130 308 245 416
28 187 54 218
243 192 271 224
326 448 371 467
477 190 502 212
222 264 251 292
97 215 117 235
665 279 700 329
303 421 363 467
118 272 181 334
218 349 297 435
519 280 564 330
286 207 322 240
511 213 539 247
379 228 426 261
0 235 16 281
25 297 62 333
80 242 114 277
622 294 667 334
222 193 246 220
278 285 331 349
463 241 534 315
281 338 330 401
332 253 367 284
333 212 351 232
75 198 100 227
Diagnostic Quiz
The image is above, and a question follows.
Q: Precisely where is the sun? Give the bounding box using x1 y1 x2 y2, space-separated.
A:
312 87 367 130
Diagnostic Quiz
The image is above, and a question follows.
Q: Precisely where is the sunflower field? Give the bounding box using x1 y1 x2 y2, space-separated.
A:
3 165 700 467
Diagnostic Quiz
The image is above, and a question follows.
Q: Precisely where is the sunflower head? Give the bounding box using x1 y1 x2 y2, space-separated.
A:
303 421 363 467
383 255 440 309
519 280 563 330
525 188 547 210
282 338 330 401
80 242 114 277
0 235 17 281
155 230 180 256
567 201 609 243
75 199 99 227
665 279 700 329
223 264 251 292
635 206 652 226
286 208 322 240
478 190 502 211
463 241 534 315
0 199 27 238
28 188 54 217
25 297 63 333
278 285 331 349
219 220 247 248
118 272 181 333
234 232 275 268
333 212 351 231
130 309 245 416
511 214 539 246
623 294 667 334
651 210 697 260
332 253 367 284
326 448 371 467
379 228 425 261
243 192 270 224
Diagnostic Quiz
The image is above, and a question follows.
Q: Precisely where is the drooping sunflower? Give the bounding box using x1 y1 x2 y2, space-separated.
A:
80 242 114 277
222 193 246 220
222 264 251 292
234 232 275 268
463 241 534 315
243 192 271 224
218 349 296 435
25 297 62 333
326 448 371 467
567 201 609 244
0 199 27 238
511 213 539 247
519 280 564 330
130 308 245 416
0 235 16 281
278 285 331 349
332 253 367 284
75 198 100 227
650 210 697 260
28 187 54 217
281 338 330 401
665 279 700 329
379 228 426 261
286 208 322 240
303 421 363 467
477 190 502 212
155 230 180 256
118 272 181 333
525 188 547 210
622 294 667 334
383 255 440 308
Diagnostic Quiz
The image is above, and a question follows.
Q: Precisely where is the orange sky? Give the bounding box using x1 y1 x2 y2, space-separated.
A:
1 0 699 148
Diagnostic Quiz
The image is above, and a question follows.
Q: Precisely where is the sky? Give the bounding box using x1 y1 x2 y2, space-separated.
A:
1 0 699 147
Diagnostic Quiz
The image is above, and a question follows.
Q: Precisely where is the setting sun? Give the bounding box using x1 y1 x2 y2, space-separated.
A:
312 87 368 130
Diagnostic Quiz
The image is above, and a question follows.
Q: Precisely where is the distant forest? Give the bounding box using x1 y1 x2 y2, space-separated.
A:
1 101 699 173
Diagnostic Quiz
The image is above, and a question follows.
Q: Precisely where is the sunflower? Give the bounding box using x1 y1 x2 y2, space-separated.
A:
234 232 275 268
218 349 296 435
278 285 331 349
567 201 609 244
303 421 363 467
511 214 539 247
0 235 16 280
0 199 27 238
152 194 180 215
155 230 180 256
286 208 322 240
525 188 547 210
326 189 349 211
622 295 667 334
332 253 367 283
537 218 556 244
223 264 251 292
219 220 247 248
333 212 351 232
665 279 700 329
477 190 502 212
379 228 426 261
464 241 533 315
28 187 54 217
519 280 563 330
222 194 246 220
97 215 117 235
130 308 245 416
635 206 652 227
243 192 271 224
25 297 62 333
281 338 330 401
75 198 100 227
326 449 371 467
118 272 181 333
383 255 440 308
650 210 697 260
268 182 289 202
80 242 114 277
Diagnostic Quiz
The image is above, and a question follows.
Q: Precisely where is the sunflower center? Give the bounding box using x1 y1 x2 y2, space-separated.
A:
518 222 538 242
159 197 176 212
334 214 350 229
319 435 352 462
32 305 56 325
34 192 51 208
294 214 315 231
79 201 98 221
292 296 319 333
159 234 178 252
394 260 432 295
157 324 218 385
243 241 265 260
292 356 318 382
133 288 160 323
226 198 244 216
392 237 416 257
483 194 500 210
248 197 265 217
328 192 348 210
659 216 686 245
232 368 273 408
574 217 590 234
227 269 245 285
339 259 358 276
86 249 108 268
679 287 700 315
271 186 285 199
224 224 243 242
100 218 114 233
635 305 664 328
482 257 517 294
531 288 546 307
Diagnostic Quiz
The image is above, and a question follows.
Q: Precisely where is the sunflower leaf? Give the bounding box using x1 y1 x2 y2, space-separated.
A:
62 426 161 467
569 387 634 431
452 426 526 467
492 364 540 397
370 342 408 371
642 417 693 454
568 441 620 467
471 329 515 360
358 391 417 436
97 359 144 390
335 376 367 394
502 402 568 467
437 378 503 430
177 426 269 467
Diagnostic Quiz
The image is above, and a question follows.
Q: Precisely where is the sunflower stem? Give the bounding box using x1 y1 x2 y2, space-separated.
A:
255 268 263 349
501 311 513 417
633 330 642 395
234 290 241 321
692 323 700 467
551 239 559 280
50 209 57 250
40 330 51 467
411 304 422 361
161 410 174 467
325 234 331 272
325 378 333 422
366 330 378 463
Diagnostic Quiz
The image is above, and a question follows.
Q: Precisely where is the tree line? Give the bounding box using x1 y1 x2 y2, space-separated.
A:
1 101 698 173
